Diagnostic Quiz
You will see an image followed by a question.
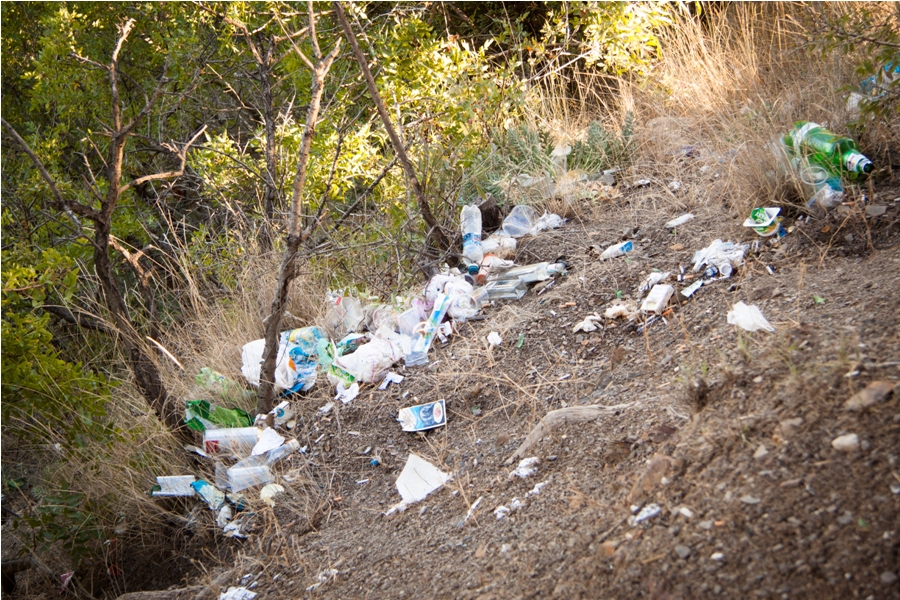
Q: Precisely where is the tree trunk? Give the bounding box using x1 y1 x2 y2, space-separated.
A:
333 1 452 262
256 12 342 414
260 40 278 251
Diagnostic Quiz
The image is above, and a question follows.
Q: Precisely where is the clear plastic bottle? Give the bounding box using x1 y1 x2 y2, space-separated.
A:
784 122 873 180
460 204 483 265
601 241 633 260
404 294 452 367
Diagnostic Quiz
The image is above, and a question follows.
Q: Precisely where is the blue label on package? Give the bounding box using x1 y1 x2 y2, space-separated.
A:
398 399 446 432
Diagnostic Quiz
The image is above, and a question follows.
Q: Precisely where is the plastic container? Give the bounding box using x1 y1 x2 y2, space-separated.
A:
601 241 633 260
784 122 873 180
743 207 784 237
228 465 273 493
483 278 528 300
231 439 301 470
203 427 260 455
461 204 483 265
640 284 675 313
501 205 537 238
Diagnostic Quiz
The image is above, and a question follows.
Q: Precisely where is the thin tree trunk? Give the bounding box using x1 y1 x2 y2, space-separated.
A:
260 41 278 251
256 7 341 414
332 1 452 260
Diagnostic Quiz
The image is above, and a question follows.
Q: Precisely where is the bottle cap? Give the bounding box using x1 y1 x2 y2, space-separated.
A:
467 264 479 276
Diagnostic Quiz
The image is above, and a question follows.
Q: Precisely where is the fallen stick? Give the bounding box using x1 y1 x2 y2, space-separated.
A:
504 403 634 465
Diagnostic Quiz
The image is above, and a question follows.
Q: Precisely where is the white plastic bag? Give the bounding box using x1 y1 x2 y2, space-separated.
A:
727 301 775 333
333 337 403 383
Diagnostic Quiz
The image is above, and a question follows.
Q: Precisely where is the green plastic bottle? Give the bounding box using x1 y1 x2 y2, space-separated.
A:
784 122 873 180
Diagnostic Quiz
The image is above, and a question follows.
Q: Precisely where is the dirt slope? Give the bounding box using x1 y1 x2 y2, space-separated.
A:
207 177 900 600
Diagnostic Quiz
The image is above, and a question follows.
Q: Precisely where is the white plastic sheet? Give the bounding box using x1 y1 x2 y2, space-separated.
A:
727 301 775 333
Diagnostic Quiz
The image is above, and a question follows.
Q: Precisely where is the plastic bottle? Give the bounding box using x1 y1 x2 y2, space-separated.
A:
601 241 633 260
784 122 873 180
203 427 260 454
460 204 483 265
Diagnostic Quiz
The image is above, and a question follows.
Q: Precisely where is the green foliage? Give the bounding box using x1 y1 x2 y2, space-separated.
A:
12 485 105 569
806 3 900 119
1 241 115 448
526 1 673 77
570 114 635 172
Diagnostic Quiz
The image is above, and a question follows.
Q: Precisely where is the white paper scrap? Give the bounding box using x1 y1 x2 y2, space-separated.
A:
487 331 502 346
219 587 257 600
509 457 540 479
386 453 451 514
378 372 405 391
251 427 285 456
335 381 360 404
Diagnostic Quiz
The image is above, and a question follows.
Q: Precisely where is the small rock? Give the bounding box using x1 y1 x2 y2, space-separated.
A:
674 545 692 559
844 381 894 411
710 552 724 561
779 418 803 439
866 204 887 217
832 433 860 452
890 482 900 495
780 478 802 488
837 512 854 525
740 494 761 505
881 571 898 585
677 506 695 519
753 445 769 460
752 375 764 383
699 520 714 530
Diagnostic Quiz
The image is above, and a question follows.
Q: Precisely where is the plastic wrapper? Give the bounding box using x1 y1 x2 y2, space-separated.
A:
240 327 326 394
185 400 252 432
691 239 747 275
323 293 364 339
727 301 775 333
397 399 446 432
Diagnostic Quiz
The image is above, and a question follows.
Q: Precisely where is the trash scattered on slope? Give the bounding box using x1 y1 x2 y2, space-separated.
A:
629 503 661 526
251 428 284 456
784 121 873 180
727 301 775 333
573 314 603 333
509 457 540 479
397 399 446 432
464 496 484 523
185 400 252 432
681 279 704 298
378 372 404 390
692 239 747 277
494 498 522 520
527 480 550 496
386 453 451 515
639 272 671 293
334 381 360 404
241 327 326 394
743 207 785 238
204 427 260 455
405 294 452 367
601 241 633 260
487 331 502 346
191 480 226 510
260 483 285 507
151 475 196 497
604 301 638 320
227 466 272 493
219 586 258 600
640 284 674 314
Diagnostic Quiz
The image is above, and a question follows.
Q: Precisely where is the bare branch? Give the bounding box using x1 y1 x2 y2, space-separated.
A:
43 305 113 334
308 0 322 59
1 117 100 224
118 125 207 194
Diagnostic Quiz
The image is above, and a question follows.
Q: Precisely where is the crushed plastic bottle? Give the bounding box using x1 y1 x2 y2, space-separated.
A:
601 241 633 260
784 122 873 180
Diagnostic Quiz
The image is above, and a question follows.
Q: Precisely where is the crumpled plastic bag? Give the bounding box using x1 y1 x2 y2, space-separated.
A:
727 301 775 333
241 327 326 394
692 239 748 275
501 205 567 238
332 336 403 383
